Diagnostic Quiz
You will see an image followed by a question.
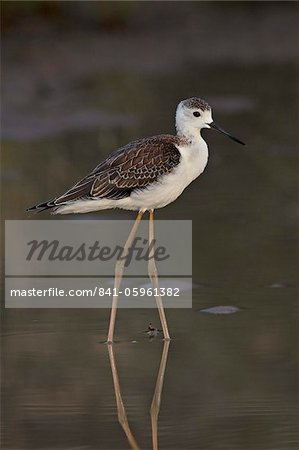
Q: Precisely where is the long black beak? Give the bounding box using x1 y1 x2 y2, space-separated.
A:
208 122 245 146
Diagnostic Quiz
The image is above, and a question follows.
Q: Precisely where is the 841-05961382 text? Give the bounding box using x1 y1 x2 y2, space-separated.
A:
9 286 181 298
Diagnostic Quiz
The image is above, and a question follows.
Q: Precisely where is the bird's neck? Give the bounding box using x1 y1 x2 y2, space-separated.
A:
176 126 205 145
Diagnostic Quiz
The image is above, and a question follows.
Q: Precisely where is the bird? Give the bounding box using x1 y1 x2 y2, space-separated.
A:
28 97 245 343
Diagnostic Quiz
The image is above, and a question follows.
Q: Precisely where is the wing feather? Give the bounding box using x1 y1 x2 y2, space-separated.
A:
53 135 182 205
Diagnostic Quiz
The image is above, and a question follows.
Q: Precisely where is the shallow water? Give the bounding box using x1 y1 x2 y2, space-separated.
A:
2 3 298 449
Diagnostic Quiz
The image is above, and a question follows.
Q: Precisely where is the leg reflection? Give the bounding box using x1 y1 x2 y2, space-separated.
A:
107 344 140 450
107 341 170 450
150 340 170 450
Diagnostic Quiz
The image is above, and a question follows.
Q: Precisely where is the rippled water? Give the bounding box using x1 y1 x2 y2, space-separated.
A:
2 3 298 449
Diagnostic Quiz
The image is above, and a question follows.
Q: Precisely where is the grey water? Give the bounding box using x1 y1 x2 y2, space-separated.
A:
1 3 298 449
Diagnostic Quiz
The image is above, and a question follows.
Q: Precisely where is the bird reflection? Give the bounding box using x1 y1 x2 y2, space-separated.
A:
150 340 170 450
107 340 170 450
107 344 140 450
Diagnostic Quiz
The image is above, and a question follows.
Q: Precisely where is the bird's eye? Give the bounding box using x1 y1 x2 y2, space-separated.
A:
193 111 201 117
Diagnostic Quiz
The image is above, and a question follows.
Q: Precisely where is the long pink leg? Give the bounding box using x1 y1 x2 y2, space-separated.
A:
148 209 170 340
107 211 144 344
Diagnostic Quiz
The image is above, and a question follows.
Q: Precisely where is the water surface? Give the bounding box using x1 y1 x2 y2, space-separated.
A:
2 3 298 449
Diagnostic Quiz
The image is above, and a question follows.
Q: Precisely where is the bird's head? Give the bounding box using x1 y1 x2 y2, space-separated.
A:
176 97 245 145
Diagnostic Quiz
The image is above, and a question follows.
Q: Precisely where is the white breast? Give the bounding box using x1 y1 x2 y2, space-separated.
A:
130 139 209 211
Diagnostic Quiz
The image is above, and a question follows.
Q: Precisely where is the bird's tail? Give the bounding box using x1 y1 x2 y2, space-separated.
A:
26 200 56 214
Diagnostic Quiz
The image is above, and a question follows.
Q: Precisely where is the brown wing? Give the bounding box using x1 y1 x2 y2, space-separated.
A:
54 135 182 205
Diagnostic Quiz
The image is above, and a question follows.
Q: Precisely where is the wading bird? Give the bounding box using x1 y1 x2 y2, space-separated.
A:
28 97 245 343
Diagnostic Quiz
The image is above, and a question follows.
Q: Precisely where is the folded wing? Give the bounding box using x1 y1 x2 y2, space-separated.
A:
54 135 181 205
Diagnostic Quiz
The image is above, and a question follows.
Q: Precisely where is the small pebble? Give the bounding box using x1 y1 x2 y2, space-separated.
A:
269 283 285 288
199 305 240 315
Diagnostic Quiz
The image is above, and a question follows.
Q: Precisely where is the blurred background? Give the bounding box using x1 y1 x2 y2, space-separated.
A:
1 2 298 449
